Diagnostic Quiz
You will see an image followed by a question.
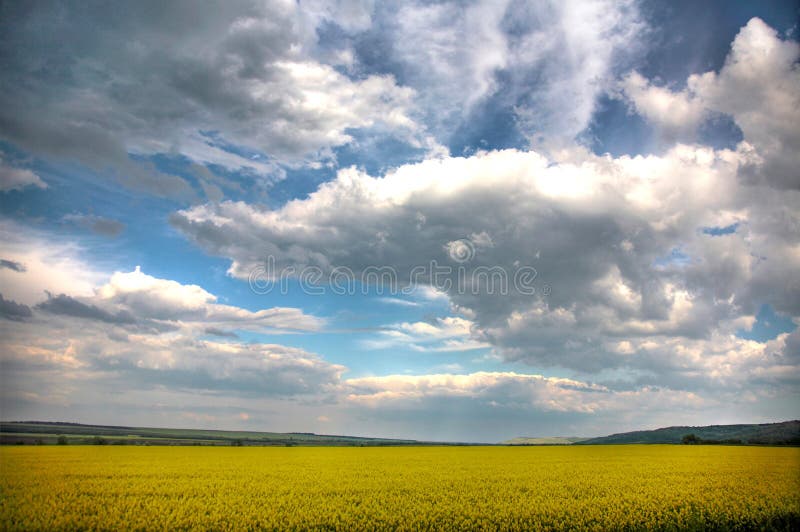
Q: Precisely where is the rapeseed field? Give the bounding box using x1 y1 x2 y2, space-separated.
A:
1 445 798 530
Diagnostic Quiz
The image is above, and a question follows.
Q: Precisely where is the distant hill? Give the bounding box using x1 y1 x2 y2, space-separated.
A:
0 421 460 447
575 420 800 445
502 437 588 445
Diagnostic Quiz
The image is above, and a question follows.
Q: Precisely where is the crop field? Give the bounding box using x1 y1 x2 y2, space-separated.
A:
1 445 798 530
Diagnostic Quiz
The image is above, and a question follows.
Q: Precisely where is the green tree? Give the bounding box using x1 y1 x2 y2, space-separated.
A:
57 435 68 445
682 434 700 445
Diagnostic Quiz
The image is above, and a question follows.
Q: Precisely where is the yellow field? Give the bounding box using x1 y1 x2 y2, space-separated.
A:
1 445 798 530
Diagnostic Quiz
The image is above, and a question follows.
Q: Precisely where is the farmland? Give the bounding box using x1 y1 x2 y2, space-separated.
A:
2 445 798 530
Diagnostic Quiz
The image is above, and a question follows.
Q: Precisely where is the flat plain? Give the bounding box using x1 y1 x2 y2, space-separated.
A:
1 445 798 530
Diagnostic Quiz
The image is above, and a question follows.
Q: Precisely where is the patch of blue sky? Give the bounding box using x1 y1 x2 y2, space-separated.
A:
736 304 797 342
654 247 691 268
333 129 429 175
697 112 744 150
144 152 265 203
348 20 407 83
702 222 739 236
585 95 654 157
0 148 245 302
638 0 799 86
197 130 269 162
217 274 450 334
267 128 433 206
210 274 495 377
0 143 156 220
232 325 485 380
586 89 743 159
447 88 529 156
266 163 336 206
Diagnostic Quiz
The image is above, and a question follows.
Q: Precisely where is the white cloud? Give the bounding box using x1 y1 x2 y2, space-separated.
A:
621 18 800 189
372 0 644 147
690 18 800 189
366 316 489 352
620 72 705 136
342 371 718 422
504 0 645 144
62 266 324 333
0 220 105 305
388 0 510 131
97 267 216 318
345 371 606 411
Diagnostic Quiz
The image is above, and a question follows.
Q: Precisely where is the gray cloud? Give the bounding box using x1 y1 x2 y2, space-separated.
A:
0 311 344 399
0 0 421 197
35 293 136 324
64 214 125 237
204 327 239 339
0 294 32 321
0 259 26 272
85 340 345 398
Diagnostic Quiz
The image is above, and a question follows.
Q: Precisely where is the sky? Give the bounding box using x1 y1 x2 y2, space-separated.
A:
0 0 798 443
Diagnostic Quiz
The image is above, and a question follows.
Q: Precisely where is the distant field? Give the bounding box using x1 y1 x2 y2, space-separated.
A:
1 446 798 530
502 436 587 445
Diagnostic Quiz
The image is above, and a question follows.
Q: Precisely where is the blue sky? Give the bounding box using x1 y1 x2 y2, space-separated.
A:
0 0 798 442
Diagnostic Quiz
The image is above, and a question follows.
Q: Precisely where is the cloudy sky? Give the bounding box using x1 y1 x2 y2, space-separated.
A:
0 0 798 442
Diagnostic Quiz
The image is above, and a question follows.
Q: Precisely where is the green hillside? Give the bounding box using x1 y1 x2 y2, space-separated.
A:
576 420 800 445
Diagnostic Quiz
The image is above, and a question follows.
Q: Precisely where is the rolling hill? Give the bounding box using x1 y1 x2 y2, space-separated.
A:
575 420 800 445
